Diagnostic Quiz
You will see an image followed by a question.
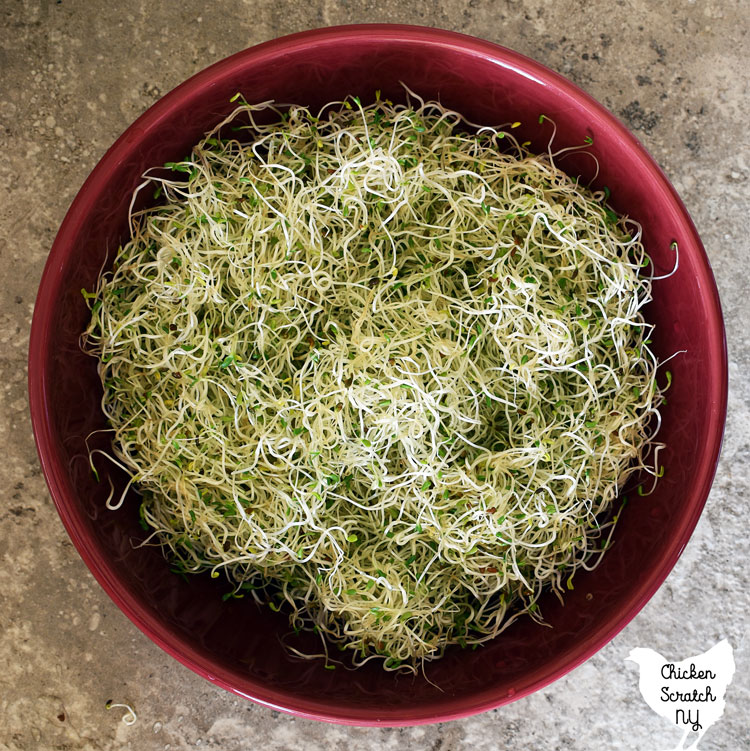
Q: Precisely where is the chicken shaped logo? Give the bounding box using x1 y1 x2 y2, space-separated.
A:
626 639 735 750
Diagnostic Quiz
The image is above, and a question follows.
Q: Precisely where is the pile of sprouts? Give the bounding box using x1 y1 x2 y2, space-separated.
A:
84 92 667 671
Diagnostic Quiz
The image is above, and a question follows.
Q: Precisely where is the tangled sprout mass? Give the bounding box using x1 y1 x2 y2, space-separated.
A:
84 93 665 670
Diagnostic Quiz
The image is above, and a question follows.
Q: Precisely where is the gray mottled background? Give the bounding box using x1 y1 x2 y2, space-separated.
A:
1 1 748 749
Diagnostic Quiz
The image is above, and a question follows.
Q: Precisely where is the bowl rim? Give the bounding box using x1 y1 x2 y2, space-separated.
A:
28 23 728 726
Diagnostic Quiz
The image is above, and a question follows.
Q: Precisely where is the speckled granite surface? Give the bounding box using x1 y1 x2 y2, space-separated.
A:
1 1 747 749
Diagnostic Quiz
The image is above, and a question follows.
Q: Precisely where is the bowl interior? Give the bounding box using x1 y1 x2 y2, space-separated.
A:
29 26 726 724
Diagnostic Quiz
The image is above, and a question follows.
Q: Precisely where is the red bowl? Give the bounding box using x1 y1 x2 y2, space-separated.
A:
28 25 726 725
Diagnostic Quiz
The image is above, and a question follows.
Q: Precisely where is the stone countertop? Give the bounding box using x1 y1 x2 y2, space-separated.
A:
1 2 747 749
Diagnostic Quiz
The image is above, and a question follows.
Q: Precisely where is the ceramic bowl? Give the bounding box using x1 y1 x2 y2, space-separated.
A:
28 25 726 725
